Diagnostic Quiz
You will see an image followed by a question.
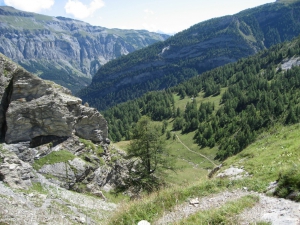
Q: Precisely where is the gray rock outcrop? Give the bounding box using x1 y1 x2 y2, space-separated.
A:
39 162 76 189
0 54 131 194
0 53 108 144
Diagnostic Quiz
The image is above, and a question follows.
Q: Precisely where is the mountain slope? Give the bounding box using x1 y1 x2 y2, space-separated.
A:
0 6 169 93
103 34 300 164
79 0 300 110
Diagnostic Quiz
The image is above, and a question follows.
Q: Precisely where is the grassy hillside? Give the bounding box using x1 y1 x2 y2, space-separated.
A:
107 122 300 224
102 31 300 225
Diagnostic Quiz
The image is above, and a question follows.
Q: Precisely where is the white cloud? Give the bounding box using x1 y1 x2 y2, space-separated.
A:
142 23 158 32
4 0 54 12
144 9 154 15
65 0 105 19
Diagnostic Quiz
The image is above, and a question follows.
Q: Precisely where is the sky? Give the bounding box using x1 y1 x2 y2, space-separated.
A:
0 0 276 34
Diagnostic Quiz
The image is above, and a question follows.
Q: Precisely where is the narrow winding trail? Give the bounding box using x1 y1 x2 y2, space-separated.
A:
154 189 249 225
175 134 217 167
164 134 300 225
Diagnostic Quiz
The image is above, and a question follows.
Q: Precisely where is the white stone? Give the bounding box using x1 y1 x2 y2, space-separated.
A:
138 220 150 225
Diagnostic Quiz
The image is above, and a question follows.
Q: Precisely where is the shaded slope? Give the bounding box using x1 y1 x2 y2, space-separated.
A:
79 0 300 110
103 34 300 162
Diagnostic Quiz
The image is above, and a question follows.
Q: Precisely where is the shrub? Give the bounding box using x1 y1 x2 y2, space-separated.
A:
275 166 300 201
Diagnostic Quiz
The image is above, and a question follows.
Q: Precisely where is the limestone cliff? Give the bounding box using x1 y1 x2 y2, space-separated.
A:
0 6 169 93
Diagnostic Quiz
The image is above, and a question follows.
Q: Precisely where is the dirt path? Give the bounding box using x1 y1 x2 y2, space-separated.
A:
154 189 249 225
238 193 300 225
175 134 217 167
154 189 300 225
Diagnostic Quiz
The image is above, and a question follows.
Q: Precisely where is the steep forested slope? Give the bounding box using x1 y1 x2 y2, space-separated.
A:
0 6 169 93
79 0 300 110
103 35 300 160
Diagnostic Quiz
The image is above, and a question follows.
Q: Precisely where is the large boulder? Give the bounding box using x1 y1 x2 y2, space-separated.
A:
0 53 108 144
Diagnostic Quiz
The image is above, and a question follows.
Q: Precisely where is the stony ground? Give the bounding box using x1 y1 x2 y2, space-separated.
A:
2 180 300 225
154 189 300 225
154 189 250 225
239 193 300 225
0 178 116 225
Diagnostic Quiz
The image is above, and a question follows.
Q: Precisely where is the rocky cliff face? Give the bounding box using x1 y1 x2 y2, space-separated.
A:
0 53 129 198
0 53 107 144
0 6 169 93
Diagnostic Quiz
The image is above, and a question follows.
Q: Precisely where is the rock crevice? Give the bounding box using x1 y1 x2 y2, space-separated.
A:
0 79 13 139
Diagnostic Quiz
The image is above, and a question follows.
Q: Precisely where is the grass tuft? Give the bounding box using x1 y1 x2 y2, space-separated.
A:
33 150 75 171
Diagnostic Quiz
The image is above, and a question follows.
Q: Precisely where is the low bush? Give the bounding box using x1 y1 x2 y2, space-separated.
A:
275 165 300 201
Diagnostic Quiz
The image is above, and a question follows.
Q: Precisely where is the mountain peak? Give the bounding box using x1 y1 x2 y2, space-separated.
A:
276 0 300 4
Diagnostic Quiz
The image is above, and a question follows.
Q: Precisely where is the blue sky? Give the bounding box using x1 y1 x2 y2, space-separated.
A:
0 0 276 34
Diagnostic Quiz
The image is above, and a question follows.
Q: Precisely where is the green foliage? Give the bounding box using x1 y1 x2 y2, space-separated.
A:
33 150 75 171
275 166 300 201
104 90 174 141
119 116 175 193
104 34 300 161
79 138 104 155
79 138 96 150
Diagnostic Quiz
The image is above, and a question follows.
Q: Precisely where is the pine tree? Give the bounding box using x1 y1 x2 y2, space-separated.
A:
124 116 175 193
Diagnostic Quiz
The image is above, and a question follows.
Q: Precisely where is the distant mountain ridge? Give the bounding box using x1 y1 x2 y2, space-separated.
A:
0 6 169 93
78 0 300 110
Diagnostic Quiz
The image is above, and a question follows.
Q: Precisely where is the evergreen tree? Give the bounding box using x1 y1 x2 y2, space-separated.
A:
123 116 175 193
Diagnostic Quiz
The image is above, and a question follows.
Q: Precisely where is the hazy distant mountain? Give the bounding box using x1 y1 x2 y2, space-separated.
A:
78 0 300 110
0 6 169 93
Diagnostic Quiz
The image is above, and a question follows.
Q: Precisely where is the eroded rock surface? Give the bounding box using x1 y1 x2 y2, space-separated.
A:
0 53 107 144
0 148 35 189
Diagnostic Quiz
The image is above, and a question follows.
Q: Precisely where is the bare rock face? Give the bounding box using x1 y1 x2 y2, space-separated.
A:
0 54 131 194
0 53 108 144
38 162 76 189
